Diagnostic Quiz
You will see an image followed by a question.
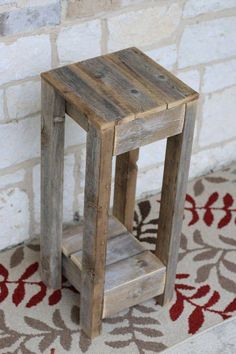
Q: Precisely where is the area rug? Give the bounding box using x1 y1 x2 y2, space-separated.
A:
0 163 236 354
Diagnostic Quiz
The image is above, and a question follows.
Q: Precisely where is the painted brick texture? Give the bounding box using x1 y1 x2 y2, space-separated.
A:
0 0 235 249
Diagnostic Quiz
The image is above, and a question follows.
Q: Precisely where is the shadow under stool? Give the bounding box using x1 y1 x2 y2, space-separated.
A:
40 47 199 338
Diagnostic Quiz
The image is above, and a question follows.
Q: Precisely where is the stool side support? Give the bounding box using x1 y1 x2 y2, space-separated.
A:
113 149 139 232
80 125 114 338
40 79 65 289
155 100 197 305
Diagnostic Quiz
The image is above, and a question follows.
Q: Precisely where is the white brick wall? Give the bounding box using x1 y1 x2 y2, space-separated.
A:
6 80 41 119
183 0 236 18
57 21 102 65
0 0 235 250
0 117 40 169
0 35 51 85
179 17 236 68
199 86 236 146
107 3 182 51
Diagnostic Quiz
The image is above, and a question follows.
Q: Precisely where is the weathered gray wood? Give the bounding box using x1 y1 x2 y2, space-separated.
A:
78 56 165 116
62 254 81 290
80 125 114 338
72 232 144 268
113 149 139 231
40 79 65 289
156 101 197 305
63 249 165 319
62 216 127 257
110 47 199 108
103 251 166 318
114 105 185 155
66 102 89 132
42 47 199 131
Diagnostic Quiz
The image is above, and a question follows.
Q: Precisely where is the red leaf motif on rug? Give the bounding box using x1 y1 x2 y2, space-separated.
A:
169 274 234 334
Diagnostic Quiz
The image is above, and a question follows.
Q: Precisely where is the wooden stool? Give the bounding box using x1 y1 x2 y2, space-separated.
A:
40 47 199 338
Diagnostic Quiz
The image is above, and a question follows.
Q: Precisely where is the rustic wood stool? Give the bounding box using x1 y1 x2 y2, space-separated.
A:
40 47 199 338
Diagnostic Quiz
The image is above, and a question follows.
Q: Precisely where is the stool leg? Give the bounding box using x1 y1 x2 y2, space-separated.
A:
40 80 65 289
113 149 139 232
156 101 197 305
80 125 114 338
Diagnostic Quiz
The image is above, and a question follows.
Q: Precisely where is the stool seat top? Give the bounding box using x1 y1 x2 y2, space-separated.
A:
42 47 199 130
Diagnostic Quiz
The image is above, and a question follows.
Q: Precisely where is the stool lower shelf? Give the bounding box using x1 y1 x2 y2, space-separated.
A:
62 216 166 318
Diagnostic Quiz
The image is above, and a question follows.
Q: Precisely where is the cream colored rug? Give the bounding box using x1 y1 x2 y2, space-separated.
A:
0 163 236 353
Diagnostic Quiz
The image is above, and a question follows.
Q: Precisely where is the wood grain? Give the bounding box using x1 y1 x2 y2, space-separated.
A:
40 79 65 289
78 56 165 117
109 48 199 108
156 101 197 305
42 47 199 131
103 251 166 317
113 149 139 231
114 105 185 155
72 231 144 268
62 216 127 257
80 125 114 338
62 250 166 319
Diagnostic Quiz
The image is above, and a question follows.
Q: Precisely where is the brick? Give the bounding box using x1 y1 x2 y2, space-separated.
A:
184 0 236 18
177 70 200 92
0 116 40 169
179 17 236 68
0 188 29 250
63 154 75 221
199 86 236 147
190 140 236 179
203 59 236 93
136 165 164 198
57 21 102 65
65 115 86 148
0 35 51 85
121 0 146 5
0 3 60 36
77 192 84 217
107 3 181 51
6 80 41 120
0 170 25 189
138 140 166 170
18 0 58 8
146 45 177 70
0 89 4 121
79 147 86 189
33 154 75 224
66 0 120 19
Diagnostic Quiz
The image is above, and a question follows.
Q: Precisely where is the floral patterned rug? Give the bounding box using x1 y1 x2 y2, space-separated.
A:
0 163 236 354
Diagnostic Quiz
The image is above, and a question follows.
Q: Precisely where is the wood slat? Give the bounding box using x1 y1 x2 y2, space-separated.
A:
103 251 165 317
109 47 199 108
78 56 166 119
114 105 185 155
63 249 166 319
71 231 144 269
62 216 127 257
42 47 199 131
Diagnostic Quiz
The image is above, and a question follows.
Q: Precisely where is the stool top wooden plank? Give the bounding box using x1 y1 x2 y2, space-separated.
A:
42 47 198 130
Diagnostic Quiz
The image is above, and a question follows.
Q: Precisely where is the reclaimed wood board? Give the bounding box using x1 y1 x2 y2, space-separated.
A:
113 105 185 155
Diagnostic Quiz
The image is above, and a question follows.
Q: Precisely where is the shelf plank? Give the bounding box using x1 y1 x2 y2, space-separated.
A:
63 248 165 319
62 216 166 318
62 216 127 257
71 232 144 268
103 251 165 317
